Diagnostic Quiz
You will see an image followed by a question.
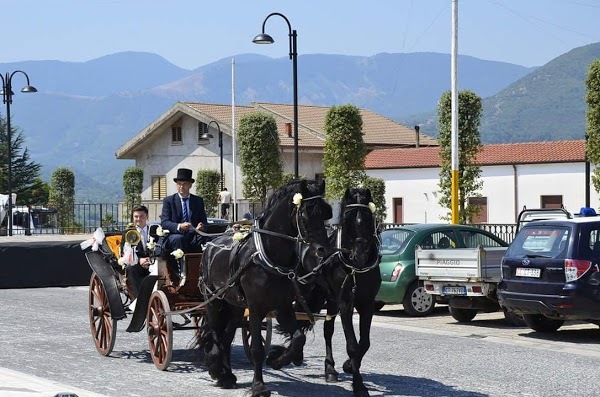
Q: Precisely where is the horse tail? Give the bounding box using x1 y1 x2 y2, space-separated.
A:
193 319 226 380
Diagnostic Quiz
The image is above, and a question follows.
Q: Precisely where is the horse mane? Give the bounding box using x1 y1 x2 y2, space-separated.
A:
260 179 303 221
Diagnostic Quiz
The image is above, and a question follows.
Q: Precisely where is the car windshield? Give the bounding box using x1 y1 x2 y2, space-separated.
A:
380 229 414 255
507 226 570 259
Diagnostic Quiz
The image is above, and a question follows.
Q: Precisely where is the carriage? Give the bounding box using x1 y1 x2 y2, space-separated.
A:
84 180 380 397
83 224 272 371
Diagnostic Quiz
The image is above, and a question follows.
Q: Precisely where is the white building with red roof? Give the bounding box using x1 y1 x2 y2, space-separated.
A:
365 140 597 224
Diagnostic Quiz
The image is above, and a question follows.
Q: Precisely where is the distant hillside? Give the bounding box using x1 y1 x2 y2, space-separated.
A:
3 51 533 201
479 42 600 143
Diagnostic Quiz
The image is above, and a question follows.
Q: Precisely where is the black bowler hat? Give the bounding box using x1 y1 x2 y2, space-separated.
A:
173 168 195 183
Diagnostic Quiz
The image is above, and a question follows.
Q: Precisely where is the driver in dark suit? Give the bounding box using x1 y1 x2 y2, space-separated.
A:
160 168 208 254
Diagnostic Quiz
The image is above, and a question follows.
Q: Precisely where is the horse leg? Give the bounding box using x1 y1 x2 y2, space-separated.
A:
248 311 271 397
323 298 339 382
216 306 243 389
203 301 238 389
338 298 370 397
343 301 376 397
267 308 305 370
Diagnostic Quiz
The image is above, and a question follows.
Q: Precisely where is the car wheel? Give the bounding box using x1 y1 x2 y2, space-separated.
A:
449 306 477 323
373 301 385 312
522 314 564 333
503 308 525 326
402 281 435 317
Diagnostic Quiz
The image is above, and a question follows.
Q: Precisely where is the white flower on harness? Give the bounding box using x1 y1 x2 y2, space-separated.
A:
147 236 156 251
233 232 245 241
171 248 184 259
155 226 168 236
293 193 303 206
368 202 377 213
117 256 128 269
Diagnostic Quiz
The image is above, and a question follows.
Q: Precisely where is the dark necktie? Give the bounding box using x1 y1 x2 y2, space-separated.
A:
182 197 189 223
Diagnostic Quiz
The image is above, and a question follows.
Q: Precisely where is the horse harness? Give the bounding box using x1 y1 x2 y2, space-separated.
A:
166 194 326 323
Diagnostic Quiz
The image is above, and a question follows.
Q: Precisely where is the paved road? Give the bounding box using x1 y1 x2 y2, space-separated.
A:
1 287 600 397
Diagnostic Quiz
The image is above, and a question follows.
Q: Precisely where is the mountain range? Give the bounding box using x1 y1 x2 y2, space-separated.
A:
4 42 599 201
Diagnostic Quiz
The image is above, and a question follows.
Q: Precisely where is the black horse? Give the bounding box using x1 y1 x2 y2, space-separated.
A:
197 179 333 397
295 187 382 397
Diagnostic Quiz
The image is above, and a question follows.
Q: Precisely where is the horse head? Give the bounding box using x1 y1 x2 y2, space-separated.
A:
339 187 378 268
294 179 333 258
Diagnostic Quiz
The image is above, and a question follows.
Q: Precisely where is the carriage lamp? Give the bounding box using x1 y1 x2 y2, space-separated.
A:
201 120 224 190
0 71 37 236
253 12 299 178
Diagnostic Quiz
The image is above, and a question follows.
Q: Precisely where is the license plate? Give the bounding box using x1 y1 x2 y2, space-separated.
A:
443 286 467 295
515 267 541 278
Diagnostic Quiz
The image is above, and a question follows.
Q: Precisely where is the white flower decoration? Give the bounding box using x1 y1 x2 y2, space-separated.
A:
233 232 245 241
147 237 156 251
117 257 128 269
368 202 377 213
171 248 184 259
155 226 164 236
293 193 303 206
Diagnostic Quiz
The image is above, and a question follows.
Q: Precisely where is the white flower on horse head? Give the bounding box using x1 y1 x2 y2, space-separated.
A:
293 193 303 206
171 249 184 259
233 232 245 241
368 202 377 213
155 226 164 236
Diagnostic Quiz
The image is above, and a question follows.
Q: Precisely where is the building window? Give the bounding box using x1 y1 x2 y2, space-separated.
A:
393 197 403 224
171 126 182 144
198 122 209 143
468 197 488 224
151 175 167 200
541 195 563 209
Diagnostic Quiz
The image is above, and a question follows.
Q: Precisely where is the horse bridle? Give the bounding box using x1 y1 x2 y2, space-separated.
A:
335 203 380 274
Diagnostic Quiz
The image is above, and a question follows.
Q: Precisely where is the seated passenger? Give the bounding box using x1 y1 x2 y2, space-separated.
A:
160 168 208 255
119 204 151 298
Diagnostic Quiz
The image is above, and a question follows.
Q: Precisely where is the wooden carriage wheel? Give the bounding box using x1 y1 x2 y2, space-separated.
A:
88 273 117 356
147 290 173 370
242 317 273 363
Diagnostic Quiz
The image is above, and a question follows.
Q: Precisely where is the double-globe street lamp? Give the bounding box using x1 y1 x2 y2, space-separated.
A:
253 12 299 178
1 71 37 236
201 120 224 191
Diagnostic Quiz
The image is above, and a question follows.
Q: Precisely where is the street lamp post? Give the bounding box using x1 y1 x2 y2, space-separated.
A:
0 71 37 236
202 120 224 190
253 12 299 178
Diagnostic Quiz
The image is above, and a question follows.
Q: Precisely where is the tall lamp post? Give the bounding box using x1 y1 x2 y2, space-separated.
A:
253 12 299 178
202 120 224 190
1 71 37 236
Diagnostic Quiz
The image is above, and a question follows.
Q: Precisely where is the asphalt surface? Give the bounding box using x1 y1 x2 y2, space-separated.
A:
2 287 600 397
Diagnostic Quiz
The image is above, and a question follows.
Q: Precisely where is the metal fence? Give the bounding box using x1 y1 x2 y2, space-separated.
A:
381 223 518 243
2 201 265 235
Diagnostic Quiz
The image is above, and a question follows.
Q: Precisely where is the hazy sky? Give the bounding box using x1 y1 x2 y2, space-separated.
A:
4 0 600 69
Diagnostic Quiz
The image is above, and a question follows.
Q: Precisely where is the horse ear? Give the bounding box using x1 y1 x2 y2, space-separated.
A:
365 188 373 202
343 188 351 201
300 179 308 195
318 178 325 194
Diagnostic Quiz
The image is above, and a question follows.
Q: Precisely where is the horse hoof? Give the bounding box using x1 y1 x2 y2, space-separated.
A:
265 345 286 367
251 383 271 397
326 373 339 383
292 351 304 366
343 359 354 374
216 373 237 389
353 390 370 397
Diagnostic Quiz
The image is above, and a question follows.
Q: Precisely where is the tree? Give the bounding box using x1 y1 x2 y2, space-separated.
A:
437 90 484 224
28 177 50 206
48 167 75 230
362 176 386 224
196 169 221 218
586 60 600 196
323 104 367 200
238 112 283 205
0 118 43 205
122 166 143 220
